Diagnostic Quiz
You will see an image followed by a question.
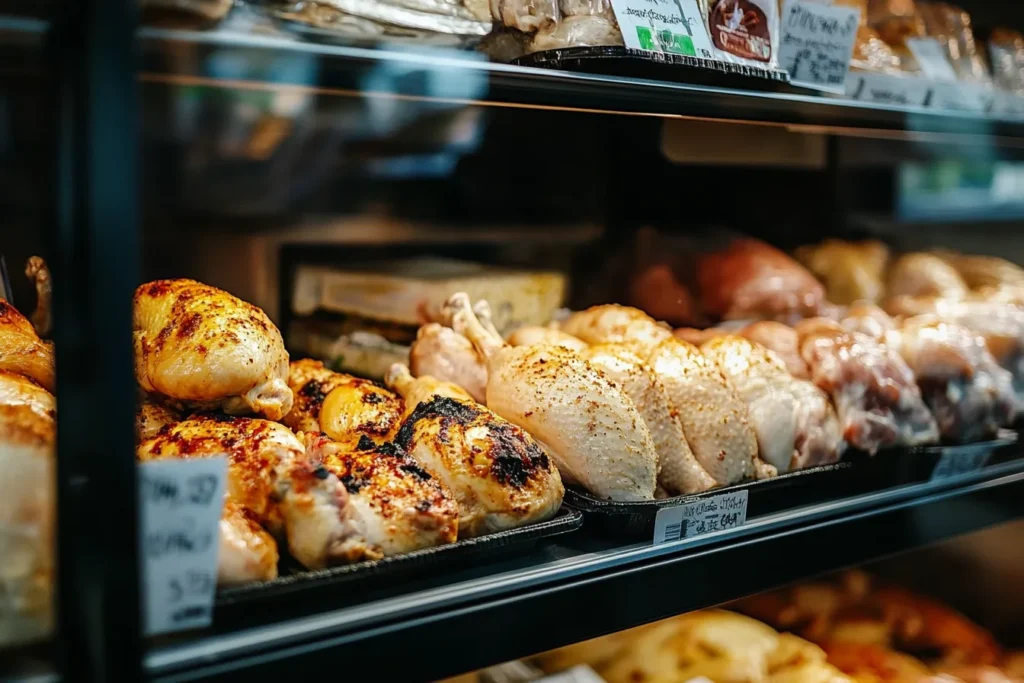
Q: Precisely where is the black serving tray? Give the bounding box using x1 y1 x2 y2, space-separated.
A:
567 431 1021 538
512 45 790 90
214 505 583 619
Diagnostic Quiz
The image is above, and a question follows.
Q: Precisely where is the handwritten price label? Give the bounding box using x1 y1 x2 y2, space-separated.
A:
778 0 860 93
139 456 226 635
610 0 715 57
653 490 749 545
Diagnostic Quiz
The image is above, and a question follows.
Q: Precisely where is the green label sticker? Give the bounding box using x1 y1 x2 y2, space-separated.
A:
636 26 696 55
636 26 654 50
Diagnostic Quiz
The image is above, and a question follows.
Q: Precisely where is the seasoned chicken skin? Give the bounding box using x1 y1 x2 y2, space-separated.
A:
133 280 293 420
0 404 55 645
137 415 306 584
580 344 715 495
0 370 55 420
0 300 55 393
701 337 843 473
279 432 458 569
283 359 403 448
450 295 658 501
135 398 183 442
508 326 589 352
388 364 563 537
561 304 673 348
738 321 811 380
796 319 938 453
410 323 488 404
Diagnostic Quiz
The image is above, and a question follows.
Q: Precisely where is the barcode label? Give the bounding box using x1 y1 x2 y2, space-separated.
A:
653 490 749 545
931 449 992 481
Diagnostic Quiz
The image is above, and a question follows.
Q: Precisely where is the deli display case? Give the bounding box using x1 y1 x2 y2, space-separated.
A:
7 1 1024 681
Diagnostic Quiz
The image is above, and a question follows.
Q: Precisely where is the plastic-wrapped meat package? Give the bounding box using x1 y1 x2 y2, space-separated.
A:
795 318 938 454
529 12 624 51
867 0 924 47
918 3 991 85
493 0 559 33
699 0 779 70
989 29 1024 95
841 304 1015 443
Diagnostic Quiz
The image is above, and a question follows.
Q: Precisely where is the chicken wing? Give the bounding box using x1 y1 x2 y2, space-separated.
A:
0 370 55 420
387 364 564 537
795 239 889 306
697 239 826 322
409 323 488 404
0 300 55 393
137 415 308 584
283 359 403 448
0 404 55 645
702 336 843 474
278 432 459 568
450 295 658 501
133 280 292 420
507 326 589 352
580 344 715 495
795 319 938 453
386 364 474 415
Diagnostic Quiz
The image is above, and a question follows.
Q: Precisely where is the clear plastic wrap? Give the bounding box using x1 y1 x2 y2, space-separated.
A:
492 0 560 33
699 0 779 70
528 13 623 52
918 3 991 85
989 28 1024 95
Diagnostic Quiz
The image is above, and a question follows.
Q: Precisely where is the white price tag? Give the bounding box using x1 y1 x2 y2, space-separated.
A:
139 456 226 636
778 0 860 93
609 0 716 58
653 490 748 545
930 81 996 113
845 72 931 107
931 449 992 481
905 38 958 82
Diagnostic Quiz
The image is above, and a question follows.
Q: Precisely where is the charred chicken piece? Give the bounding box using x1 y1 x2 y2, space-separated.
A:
0 300 55 393
0 370 55 420
133 279 293 420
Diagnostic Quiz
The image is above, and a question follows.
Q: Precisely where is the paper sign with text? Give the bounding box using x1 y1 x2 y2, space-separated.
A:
905 38 958 82
778 0 860 93
845 72 931 107
139 456 226 635
610 0 716 58
653 490 749 545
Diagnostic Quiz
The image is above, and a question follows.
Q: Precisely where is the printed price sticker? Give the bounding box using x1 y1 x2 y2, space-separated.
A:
778 0 860 93
609 0 716 58
139 456 226 635
931 449 992 482
653 490 749 545
905 38 958 82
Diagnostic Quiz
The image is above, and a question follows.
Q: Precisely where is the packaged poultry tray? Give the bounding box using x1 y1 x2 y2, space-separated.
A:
214 505 582 621
566 431 1020 538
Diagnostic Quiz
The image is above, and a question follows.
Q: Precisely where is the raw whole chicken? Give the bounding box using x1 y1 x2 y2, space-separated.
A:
0 403 55 645
283 359 403 448
629 263 700 328
795 318 938 454
449 294 658 501
563 304 760 485
0 300 55 393
387 364 564 537
795 239 890 305
886 253 969 300
697 239 826 321
737 321 811 380
0 370 55 420
279 432 458 568
133 280 293 420
579 344 715 494
701 336 843 473
843 306 1015 442
507 326 588 352
137 415 305 584
409 323 487 404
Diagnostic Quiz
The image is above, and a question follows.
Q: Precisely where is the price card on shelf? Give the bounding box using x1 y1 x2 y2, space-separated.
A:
653 490 749 545
930 448 992 482
905 38 958 82
609 0 715 58
845 72 931 107
778 0 860 93
139 456 226 636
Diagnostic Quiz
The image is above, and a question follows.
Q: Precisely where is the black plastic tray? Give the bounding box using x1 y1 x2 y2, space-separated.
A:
567 431 1021 537
512 45 791 90
214 506 583 618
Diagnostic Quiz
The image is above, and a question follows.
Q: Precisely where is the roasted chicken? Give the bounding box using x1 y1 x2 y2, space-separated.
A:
135 398 183 442
0 300 55 393
702 336 844 473
795 239 890 306
449 295 659 501
279 432 459 568
886 253 970 300
0 404 55 645
283 359 403 448
697 239 827 322
933 250 1024 292
136 415 307 584
133 280 293 420
561 304 673 348
409 323 488 404
0 370 55 420
387 364 564 537
795 319 938 453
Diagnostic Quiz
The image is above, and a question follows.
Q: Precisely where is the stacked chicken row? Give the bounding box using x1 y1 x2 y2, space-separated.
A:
131 279 565 586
